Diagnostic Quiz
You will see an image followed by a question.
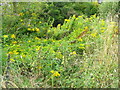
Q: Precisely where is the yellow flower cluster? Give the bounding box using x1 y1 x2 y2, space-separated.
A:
28 40 31 42
36 46 41 51
78 38 83 42
78 16 82 18
27 28 40 32
36 28 40 32
39 21 42 23
47 30 51 33
70 51 77 55
64 19 70 22
11 34 16 38
8 51 14 54
50 70 60 77
79 44 85 49
91 33 97 37
3 35 8 38
101 19 105 26
57 24 61 27
8 50 19 55
84 26 88 30
13 50 19 54
21 53 26 58
100 27 106 33
101 30 104 33
10 58 15 62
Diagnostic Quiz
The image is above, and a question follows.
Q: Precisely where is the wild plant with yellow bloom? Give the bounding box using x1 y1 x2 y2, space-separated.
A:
70 51 77 55
3 35 8 38
35 28 40 32
10 58 15 62
91 33 97 37
50 70 60 77
11 34 16 38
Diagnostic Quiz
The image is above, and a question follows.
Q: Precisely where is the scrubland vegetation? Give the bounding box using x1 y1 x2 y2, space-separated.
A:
1 2 119 88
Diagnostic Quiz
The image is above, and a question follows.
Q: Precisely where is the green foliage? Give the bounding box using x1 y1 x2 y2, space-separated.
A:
1 2 118 88
98 2 119 19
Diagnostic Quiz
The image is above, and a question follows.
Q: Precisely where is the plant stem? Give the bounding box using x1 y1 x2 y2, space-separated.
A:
52 76 54 88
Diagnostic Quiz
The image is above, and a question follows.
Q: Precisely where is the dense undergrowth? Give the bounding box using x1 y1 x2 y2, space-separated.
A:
1 2 119 88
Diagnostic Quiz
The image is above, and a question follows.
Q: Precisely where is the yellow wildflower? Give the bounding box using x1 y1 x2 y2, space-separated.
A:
27 28 31 31
79 47 85 49
86 18 89 21
101 19 105 26
80 44 85 46
11 34 16 38
28 40 31 42
110 22 116 25
6 45 8 46
22 54 26 57
47 30 51 33
10 58 15 62
73 15 76 18
78 38 83 42
32 28 35 31
8 51 13 54
43 39 47 42
35 28 40 32
101 27 106 30
57 24 61 27
65 19 70 22
12 41 17 44
39 21 42 23
13 50 19 54
50 70 55 73
91 33 97 37
92 14 96 18
53 71 60 77
84 26 88 30
36 46 41 51
52 40 55 42
101 30 105 33
71 51 77 55
78 16 82 18
3 35 8 38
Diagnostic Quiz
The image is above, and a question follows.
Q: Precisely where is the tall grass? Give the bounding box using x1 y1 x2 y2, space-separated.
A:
1 2 119 87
